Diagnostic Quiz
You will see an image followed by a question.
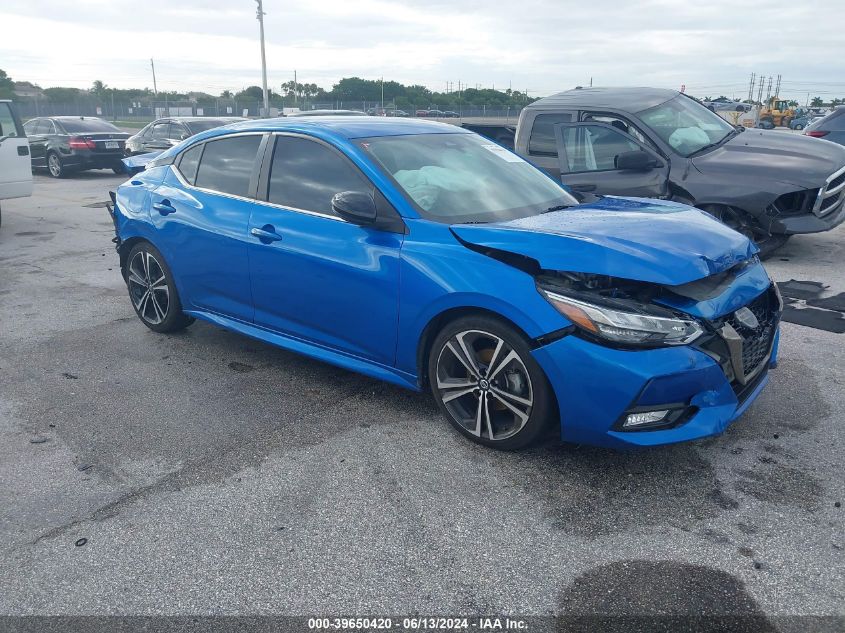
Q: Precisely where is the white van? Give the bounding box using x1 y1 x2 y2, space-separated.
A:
0 100 34 226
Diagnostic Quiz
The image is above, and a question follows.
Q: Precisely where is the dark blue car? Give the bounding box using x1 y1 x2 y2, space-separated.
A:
110 117 782 450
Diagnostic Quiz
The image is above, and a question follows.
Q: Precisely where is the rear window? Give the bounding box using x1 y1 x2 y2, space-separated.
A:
58 118 121 133
528 113 573 156
194 135 261 198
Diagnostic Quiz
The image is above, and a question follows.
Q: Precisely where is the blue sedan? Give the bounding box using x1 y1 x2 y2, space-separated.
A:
110 117 781 450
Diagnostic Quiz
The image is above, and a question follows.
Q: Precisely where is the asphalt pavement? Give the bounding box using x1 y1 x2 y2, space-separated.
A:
0 171 842 629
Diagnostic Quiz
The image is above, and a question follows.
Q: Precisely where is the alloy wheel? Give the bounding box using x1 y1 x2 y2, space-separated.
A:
435 329 534 441
48 154 62 177
127 250 170 325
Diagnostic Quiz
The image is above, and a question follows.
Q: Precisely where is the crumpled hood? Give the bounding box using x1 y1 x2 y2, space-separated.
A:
693 129 845 189
450 197 758 286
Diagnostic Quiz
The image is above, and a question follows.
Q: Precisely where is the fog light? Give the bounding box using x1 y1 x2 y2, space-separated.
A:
624 410 670 428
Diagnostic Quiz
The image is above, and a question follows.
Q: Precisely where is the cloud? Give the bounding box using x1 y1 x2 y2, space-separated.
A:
0 0 842 100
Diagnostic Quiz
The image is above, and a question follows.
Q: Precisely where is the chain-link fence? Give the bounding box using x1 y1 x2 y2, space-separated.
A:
13 98 528 123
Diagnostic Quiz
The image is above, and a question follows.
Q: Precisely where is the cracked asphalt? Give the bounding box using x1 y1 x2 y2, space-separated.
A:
0 172 843 626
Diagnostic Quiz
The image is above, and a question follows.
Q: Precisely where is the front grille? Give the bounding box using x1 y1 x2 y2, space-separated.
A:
697 286 781 393
723 290 778 377
815 165 845 217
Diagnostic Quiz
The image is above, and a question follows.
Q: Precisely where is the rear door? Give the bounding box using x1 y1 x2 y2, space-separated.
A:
24 119 48 167
554 122 669 198
0 101 33 201
144 121 173 152
149 133 264 321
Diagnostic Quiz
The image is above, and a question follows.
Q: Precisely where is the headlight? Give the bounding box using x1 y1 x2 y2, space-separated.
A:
540 289 703 347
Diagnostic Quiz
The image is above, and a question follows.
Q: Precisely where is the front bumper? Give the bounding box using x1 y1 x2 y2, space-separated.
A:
533 323 779 450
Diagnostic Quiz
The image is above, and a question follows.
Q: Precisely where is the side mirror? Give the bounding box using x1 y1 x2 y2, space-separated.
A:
615 150 654 171
331 191 377 225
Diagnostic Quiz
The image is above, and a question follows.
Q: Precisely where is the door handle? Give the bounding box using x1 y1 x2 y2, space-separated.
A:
153 200 176 215
571 184 597 192
250 226 283 243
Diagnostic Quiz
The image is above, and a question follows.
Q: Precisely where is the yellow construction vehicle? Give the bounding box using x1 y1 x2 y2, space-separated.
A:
758 97 796 128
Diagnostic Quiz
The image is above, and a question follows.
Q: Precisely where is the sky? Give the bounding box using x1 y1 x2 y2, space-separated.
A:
1 0 843 101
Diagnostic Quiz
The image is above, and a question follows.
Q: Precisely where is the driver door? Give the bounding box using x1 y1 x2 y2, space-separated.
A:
554 122 669 198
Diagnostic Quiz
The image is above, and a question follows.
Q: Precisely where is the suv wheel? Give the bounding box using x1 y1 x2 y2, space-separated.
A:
125 242 194 333
428 315 554 450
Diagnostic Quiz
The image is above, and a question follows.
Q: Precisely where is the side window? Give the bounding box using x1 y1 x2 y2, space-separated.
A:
43 120 57 135
528 113 573 156
151 122 170 140
581 113 655 148
171 124 189 140
0 103 20 138
23 120 38 136
561 124 641 173
268 136 373 215
176 143 203 185
195 135 261 198
34 120 50 135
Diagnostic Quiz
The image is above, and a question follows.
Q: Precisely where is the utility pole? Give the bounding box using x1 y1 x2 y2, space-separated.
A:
756 73 765 104
150 58 158 96
747 72 756 102
294 70 298 106
255 0 270 118
774 74 782 99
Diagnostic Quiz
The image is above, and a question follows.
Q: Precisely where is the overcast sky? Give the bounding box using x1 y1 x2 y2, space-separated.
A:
1 0 842 101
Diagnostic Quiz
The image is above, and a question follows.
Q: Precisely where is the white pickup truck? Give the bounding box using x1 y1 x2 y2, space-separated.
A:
0 100 33 226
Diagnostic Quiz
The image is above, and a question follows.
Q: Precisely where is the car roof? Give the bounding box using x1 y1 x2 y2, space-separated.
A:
526 87 679 112
222 116 469 139
158 116 245 122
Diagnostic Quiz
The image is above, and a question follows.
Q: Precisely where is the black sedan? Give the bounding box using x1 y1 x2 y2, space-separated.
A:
124 117 246 156
23 117 130 178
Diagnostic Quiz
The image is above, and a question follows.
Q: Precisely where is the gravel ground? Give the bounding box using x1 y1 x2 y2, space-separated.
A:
0 172 842 629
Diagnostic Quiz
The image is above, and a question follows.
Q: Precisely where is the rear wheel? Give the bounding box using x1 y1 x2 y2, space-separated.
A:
111 163 125 175
428 315 554 450
700 204 789 260
47 152 65 178
794 123 804 130
125 242 194 333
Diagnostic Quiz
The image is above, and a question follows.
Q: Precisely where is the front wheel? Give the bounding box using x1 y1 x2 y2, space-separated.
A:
428 315 554 450
125 242 194 333
700 204 789 259
794 124 804 130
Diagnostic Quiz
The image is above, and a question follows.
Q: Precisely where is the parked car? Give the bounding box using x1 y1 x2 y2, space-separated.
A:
0 100 33 226
804 106 845 146
125 117 245 156
442 111 461 118
415 110 430 117
286 109 366 117
789 114 821 130
704 99 750 113
110 117 781 451
463 87 845 258
23 116 129 178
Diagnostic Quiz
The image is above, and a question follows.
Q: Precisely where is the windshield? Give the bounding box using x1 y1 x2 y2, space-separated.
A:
59 118 121 133
358 133 577 223
638 95 735 157
186 119 234 133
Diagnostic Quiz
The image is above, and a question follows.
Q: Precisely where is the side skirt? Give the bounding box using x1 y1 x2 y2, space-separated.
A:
185 309 421 392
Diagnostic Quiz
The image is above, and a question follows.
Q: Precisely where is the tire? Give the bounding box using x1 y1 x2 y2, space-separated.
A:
47 151 65 178
428 315 554 450
699 204 789 260
125 241 194 333
794 124 804 130
112 164 125 175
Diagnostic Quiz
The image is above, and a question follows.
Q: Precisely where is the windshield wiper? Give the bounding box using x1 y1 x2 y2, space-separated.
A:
688 129 738 157
542 204 572 213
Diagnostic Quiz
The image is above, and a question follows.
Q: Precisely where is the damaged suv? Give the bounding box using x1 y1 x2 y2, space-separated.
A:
110 118 781 450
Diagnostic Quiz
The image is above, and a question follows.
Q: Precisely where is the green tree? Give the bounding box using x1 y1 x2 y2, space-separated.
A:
810 96 824 107
90 80 108 99
0 69 15 99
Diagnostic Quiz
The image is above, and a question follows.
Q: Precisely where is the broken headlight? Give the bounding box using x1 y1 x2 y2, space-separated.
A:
539 288 704 347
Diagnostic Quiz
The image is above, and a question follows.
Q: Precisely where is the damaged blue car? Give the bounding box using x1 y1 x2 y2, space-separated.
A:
110 117 781 450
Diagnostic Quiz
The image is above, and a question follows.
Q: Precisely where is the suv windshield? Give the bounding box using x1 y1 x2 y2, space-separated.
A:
358 133 577 223
58 118 122 133
638 95 735 157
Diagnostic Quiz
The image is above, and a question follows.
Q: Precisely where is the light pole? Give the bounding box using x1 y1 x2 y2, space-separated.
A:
255 0 270 118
